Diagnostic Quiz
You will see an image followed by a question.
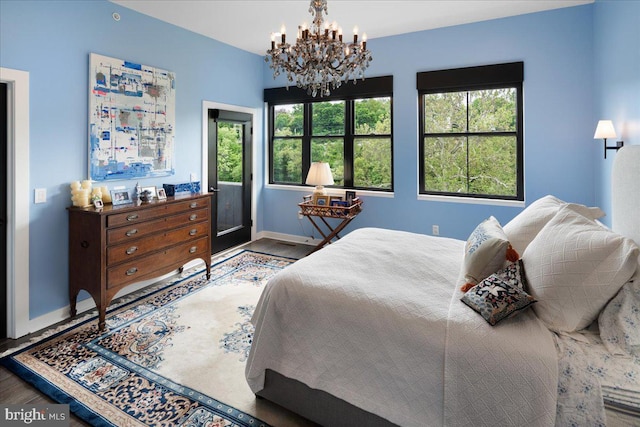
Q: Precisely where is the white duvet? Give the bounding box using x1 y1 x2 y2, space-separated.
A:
245 228 558 426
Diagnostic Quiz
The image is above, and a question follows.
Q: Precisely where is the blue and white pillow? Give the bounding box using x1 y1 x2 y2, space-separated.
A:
461 260 536 326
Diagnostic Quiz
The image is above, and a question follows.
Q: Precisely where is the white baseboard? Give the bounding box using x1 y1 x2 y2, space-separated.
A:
256 230 322 246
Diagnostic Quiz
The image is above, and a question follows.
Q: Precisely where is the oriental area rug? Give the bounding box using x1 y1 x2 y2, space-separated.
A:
0 250 296 427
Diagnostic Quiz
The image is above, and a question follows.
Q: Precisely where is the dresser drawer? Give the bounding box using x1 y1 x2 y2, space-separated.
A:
107 222 209 265
107 237 210 289
107 198 210 228
107 207 208 245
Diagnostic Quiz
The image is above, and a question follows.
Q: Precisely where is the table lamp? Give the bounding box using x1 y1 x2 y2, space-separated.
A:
306 162 334 195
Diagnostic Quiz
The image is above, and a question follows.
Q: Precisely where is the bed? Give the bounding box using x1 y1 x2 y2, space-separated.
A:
246 146 640 427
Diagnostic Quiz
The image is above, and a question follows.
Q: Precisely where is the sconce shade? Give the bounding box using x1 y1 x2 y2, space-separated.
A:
594 120 617 139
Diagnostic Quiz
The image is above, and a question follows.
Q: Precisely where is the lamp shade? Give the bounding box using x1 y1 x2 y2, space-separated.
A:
594 120 617 139
305 162 335 186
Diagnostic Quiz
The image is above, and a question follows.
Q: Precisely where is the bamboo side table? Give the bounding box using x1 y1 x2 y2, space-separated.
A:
298 198 363 252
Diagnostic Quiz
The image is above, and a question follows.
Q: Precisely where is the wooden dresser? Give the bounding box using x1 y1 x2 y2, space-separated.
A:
68 193 212 330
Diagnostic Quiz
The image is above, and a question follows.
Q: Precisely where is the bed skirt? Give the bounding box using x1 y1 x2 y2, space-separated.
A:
258 369 397 427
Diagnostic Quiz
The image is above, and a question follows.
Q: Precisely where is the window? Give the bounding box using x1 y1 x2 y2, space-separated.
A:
266 76 393 191
418 62 524 201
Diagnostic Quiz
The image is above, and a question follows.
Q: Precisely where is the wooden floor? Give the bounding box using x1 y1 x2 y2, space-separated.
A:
0 238 315 427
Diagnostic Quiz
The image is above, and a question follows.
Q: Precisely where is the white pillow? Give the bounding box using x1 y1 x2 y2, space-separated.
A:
463 216 510 286
599 280 640 355
504 195 605 255
523 205 639 333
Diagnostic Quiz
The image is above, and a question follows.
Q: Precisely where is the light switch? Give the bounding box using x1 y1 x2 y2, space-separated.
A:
35 188 47 204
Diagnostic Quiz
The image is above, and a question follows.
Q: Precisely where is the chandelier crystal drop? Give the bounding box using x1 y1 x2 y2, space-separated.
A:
266 0 373 97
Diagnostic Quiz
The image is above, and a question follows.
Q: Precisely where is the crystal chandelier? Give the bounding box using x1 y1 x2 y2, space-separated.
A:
266 0 373 97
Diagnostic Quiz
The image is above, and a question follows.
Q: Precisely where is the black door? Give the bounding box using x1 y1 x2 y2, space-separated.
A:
207 109 252 253
1 83 8 339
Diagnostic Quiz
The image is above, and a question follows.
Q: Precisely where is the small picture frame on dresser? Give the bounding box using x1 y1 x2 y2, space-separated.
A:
110 189 133 206
141 186 157 199
93 199 104 209
157 188 167 200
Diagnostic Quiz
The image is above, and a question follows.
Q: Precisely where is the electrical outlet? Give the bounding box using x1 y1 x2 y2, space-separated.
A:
432 225 440 236
34 188 47 204
298 211 303 220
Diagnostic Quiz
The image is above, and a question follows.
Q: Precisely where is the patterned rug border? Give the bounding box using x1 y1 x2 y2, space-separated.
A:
1 249 297 427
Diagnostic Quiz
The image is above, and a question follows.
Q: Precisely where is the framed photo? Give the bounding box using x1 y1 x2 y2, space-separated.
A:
157 187 167 200
303 194 312 202
141 186 157 199
110 189 133 206
345 191 356 204
330 196 343 203
314 195 330 206
93 199 104 209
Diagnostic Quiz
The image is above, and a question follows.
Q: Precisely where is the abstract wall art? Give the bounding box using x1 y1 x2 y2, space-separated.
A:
89 53 176 181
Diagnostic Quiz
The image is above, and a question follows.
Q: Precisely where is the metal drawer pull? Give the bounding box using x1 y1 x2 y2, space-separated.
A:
126 214 139 221
190 202 198 208
126 246 138 255
126 267 138 276
189 214 198 221
125 229 138 237
189 229 198 236
189 246 197 254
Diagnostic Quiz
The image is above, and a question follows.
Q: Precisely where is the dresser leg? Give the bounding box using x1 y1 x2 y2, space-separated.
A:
69 291 78 317
98 309 106 331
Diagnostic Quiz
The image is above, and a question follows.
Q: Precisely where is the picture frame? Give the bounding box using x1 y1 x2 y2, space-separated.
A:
314 195 330 206
345 190 356 204
330 196 343 203
303 194 312 202
157 187 167 200
110 189 133 206
93 199 104 209
141 186 157 199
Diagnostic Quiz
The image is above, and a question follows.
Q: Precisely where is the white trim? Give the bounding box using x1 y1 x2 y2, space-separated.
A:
256 230 322 246
417 193 525 207
201 101 258 241
1 67 30 338
265 183 395 199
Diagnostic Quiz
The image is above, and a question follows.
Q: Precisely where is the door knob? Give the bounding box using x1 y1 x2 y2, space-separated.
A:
209 186 220 192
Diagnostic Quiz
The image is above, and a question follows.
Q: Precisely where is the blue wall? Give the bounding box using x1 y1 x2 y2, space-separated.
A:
1 0 264 319
263 4 600 240
593 0 640 225
2 0 638 323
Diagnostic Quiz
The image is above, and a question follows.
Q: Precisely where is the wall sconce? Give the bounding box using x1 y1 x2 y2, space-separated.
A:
306 162 334 195
593 120 624 159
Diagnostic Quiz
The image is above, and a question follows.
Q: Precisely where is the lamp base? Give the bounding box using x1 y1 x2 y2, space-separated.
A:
312 185 327 196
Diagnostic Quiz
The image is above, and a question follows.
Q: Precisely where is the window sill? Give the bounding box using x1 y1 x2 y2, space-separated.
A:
265 183 395 199
418 193 524 207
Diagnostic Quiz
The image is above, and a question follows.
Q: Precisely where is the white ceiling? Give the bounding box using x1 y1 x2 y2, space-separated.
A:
111 0 593 55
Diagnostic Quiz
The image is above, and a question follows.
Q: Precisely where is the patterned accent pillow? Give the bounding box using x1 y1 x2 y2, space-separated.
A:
461 260 536 326
598 280 640 355
463 216 510 286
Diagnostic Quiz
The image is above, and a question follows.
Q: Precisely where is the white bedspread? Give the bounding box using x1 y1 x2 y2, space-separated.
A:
245 228 558 426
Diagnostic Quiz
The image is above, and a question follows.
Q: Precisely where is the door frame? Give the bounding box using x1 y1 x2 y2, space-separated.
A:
201 101 257 244
1 67 30 338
